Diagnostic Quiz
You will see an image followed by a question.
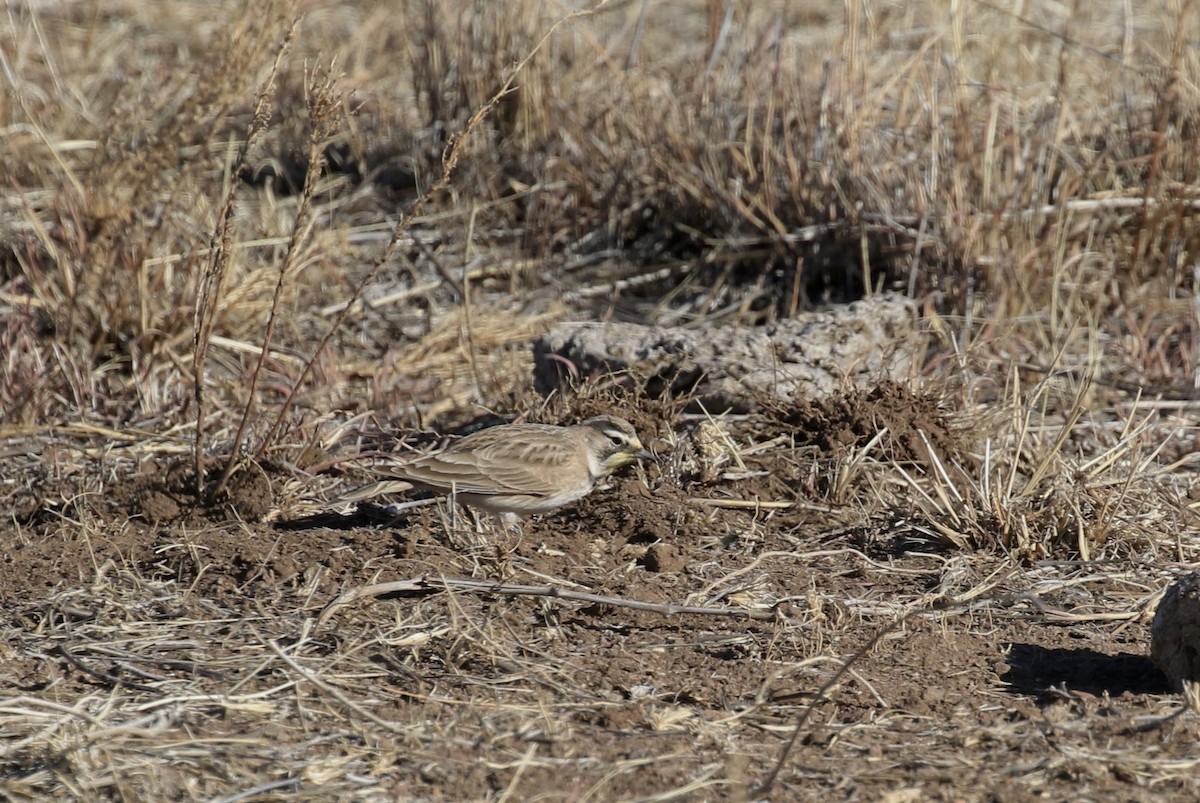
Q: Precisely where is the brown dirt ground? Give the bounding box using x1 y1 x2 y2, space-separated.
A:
2 387 1196 801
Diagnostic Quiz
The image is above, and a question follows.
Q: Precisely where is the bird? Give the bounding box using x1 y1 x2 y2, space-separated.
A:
339 415 654 528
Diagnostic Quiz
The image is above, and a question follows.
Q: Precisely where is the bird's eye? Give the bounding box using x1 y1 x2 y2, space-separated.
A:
608 432 626 447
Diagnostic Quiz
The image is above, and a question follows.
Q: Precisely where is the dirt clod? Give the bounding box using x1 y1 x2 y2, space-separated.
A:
770 380 964 465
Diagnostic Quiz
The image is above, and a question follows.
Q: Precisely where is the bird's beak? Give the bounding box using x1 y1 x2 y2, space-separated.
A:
633 448 657 462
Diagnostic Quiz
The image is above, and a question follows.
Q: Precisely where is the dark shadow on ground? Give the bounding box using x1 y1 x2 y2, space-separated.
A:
1001 642 1170 697
273 504 417 531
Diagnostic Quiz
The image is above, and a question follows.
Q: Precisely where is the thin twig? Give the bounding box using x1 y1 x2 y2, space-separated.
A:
751 606 921 796
690 497 795 511
57 645 161 693
193 12 299 495
213 60 339 498
208 777 301 803
317 575 779 628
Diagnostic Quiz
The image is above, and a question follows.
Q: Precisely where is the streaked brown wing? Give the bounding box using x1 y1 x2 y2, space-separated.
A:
393 426 584 498
472 458 564 499
388 451 510 496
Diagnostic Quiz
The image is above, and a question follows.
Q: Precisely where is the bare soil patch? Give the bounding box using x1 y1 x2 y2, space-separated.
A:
5 389 1195 801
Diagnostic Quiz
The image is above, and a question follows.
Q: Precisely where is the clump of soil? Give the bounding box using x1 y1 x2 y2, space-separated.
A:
103 459 280 526
767 380 968 467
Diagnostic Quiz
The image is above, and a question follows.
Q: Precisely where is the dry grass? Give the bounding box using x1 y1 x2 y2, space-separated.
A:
4 0 1200 799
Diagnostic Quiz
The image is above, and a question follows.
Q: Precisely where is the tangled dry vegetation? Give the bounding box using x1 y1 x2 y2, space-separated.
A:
4 0 1200 800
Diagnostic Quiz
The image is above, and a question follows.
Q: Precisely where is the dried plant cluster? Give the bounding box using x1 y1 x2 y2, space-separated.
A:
3 0 1200 799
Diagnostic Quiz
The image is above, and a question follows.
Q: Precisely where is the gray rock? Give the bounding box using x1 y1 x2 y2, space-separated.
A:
534 294 922 410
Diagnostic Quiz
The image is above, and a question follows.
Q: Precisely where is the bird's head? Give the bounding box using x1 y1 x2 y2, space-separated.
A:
579 415 655 478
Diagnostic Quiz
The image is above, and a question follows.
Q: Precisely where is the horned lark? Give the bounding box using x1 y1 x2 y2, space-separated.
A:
340 415 654 523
